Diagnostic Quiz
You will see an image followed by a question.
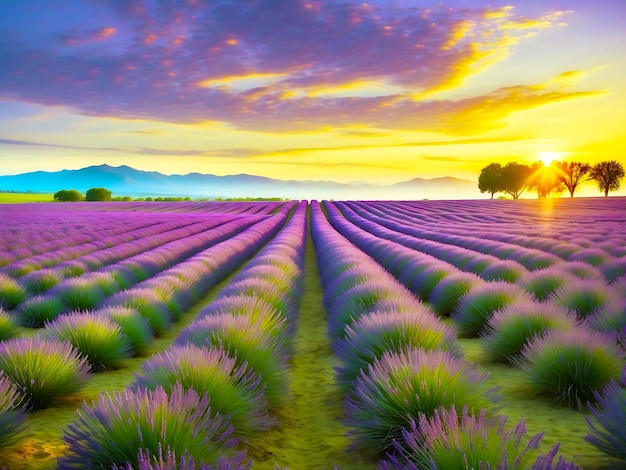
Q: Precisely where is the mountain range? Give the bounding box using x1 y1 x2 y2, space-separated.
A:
0 164 480 200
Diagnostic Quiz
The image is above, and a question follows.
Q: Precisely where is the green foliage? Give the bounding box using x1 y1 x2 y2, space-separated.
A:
43 312 133 372
478 162 503 199
0 273 27 310
53 189 84 202
517 329 624 409
59 384 238 469
17 295 65 328
0 309 19 341
85 187 112 201
0 336 91 410
590 160 625 197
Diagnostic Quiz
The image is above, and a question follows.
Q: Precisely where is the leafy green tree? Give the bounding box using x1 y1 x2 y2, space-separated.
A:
478 163 503 199
85 187 112 202
554 161 591 198
528 162 565 199
53 189 84 202
590 160 625 197
500 162 531 199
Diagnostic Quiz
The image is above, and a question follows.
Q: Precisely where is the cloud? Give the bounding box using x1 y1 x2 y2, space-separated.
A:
0 1 592 135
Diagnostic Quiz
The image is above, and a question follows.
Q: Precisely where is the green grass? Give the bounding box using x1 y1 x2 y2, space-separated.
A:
0 192 54 203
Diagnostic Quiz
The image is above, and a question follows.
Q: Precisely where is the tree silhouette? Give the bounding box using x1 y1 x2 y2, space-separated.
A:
53 189 84 202
554 161 591 198
590 160 625 197
85 187 112 201
528 162 565 199
500 162 531 199
478 163 503 199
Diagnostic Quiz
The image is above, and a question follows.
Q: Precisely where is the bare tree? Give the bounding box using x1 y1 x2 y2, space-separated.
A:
554 161 591 198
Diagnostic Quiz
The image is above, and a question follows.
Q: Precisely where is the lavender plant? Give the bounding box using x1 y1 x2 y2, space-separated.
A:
483 300 578 364
98 306 155 356
59 383 241 469
480 260 527 283
382 406 554 470
516 328 624 409
133 344 274 438
0 309 18 341
551 279 618 320
0 372 26 449
43 311 133 372
585 379 626 463
0 336 91 410
518 268 576 303
452 283 531 337
429 272 481 317
17 295 65 328
174 313 289 409
343 347 498 457
20 268 62 294
333 311 462 392
0 273 27 310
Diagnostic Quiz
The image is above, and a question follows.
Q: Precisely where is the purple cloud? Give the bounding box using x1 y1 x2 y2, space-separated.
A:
0 0 590 133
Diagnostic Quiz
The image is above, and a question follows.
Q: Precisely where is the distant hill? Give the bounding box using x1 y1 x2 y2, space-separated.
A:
0 164 480 200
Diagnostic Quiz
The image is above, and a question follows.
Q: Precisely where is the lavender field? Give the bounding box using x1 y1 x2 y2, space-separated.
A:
0 198 624 469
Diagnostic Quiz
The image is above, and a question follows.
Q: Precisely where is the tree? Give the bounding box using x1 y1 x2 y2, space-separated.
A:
85 187 112 201
500 162 531 199
590 160 625 197
478 163 503 199
528 162 565 199
53 189 84 202
553 161 591 198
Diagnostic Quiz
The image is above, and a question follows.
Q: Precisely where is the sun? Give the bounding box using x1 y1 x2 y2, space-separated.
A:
538 151 564 167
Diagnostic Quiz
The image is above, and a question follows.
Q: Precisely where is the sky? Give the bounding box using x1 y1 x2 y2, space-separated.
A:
0 0 625 196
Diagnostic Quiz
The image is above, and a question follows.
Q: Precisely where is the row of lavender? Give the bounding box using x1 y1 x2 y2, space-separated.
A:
56 200 307 468
310 200 579 469
322 199 626 466
0 201 299 467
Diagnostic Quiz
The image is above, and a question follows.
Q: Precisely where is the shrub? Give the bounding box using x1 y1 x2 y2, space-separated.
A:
518 268 576 302
199 295 290 343
429 273 481 317
174 313 289 409
20 269 61 294
107 289 172 336
17 295 65 328
516 329 624 409
382 406 553 470
585 379 626 463
410 265 454 301
452 283 531 338
49 278 105 311
333 311 461 392
0 273 27 310
598 258 626 283
551 280 617 320
114 448 252 470
343 347 498 457
133 344 274 438
219 278 296 320
568 248 611 267
0 336 91 410
483 301 578 364
328 283 400 340
480 260 527 283
555 262 603 281
43 312 133 372
98 306 154 356
59 383 240 469
0 372 27 449
0 308 19 341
